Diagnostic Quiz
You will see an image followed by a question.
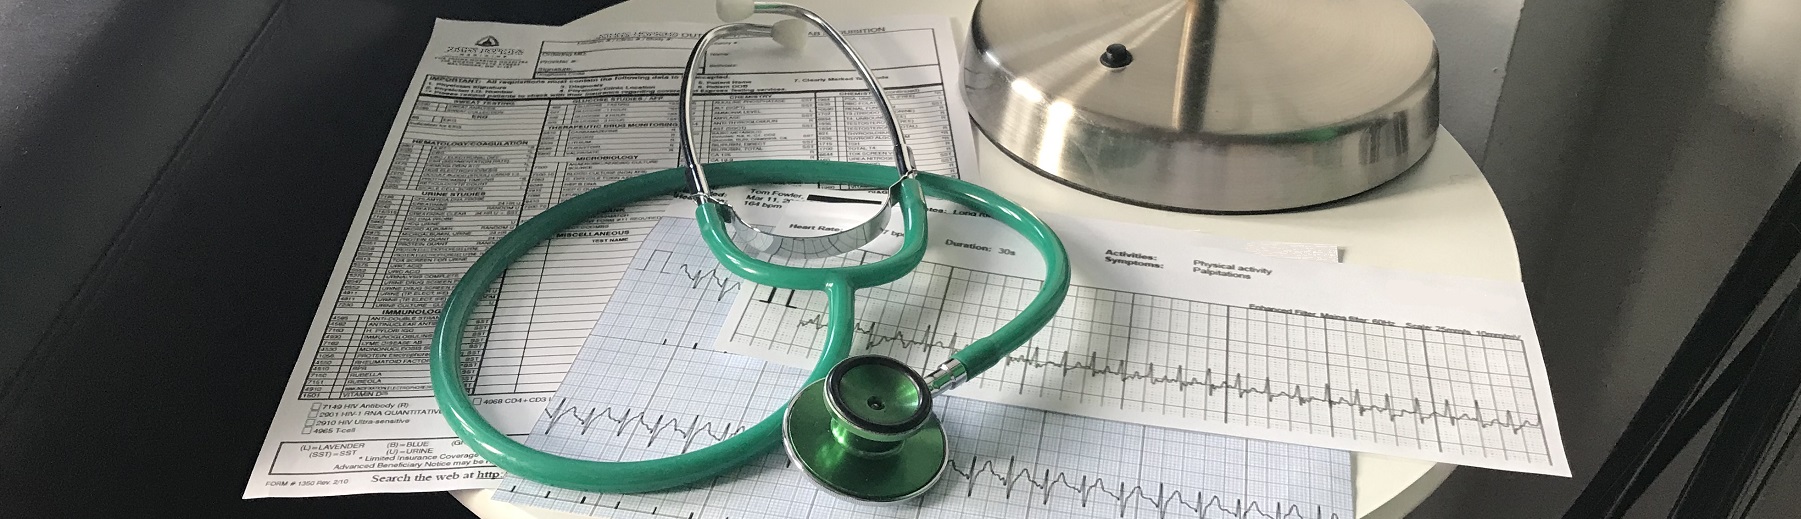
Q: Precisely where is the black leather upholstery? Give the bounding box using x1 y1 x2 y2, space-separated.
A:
0 1 619 516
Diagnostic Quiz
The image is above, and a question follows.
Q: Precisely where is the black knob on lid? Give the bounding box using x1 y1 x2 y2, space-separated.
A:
1099 43 1133 68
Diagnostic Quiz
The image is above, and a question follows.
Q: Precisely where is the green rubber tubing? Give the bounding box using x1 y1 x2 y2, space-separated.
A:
431 159 1070 493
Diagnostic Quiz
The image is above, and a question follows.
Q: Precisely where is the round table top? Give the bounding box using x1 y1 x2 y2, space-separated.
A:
456 1 1518 517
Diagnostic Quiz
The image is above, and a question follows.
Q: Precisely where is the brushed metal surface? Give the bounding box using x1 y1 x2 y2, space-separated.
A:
963 0 1440 213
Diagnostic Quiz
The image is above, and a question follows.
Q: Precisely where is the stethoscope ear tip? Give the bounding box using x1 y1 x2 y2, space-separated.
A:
717 0 754 22
714 0 808 52
772 19 809 51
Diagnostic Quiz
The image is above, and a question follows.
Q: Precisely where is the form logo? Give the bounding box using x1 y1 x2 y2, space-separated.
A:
475 35 499 47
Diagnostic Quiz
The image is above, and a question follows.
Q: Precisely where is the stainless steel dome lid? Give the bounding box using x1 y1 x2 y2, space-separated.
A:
963 0 1439 213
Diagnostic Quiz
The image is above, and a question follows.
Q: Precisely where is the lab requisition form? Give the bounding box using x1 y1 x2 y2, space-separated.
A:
246 16 978 497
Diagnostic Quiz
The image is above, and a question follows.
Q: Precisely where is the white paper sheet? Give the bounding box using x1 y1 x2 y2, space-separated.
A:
719 211 1572 476
245 14 980 497
491 213 1355 519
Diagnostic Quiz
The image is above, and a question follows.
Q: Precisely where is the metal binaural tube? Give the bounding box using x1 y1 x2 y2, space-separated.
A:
675 2 921 261
679 1 917 203
677 23 772 198
753 2 915 177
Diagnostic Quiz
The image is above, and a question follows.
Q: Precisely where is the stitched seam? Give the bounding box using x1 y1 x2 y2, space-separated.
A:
0 1 289 420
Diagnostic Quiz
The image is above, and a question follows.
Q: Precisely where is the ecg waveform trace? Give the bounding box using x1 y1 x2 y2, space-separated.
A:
511 394 1354 519
638 248 742 301
495 217 1354 519
946 455 1343 519
540 398 748 454
727 251 1556 469
808 314 1542 433
536 397 1347 519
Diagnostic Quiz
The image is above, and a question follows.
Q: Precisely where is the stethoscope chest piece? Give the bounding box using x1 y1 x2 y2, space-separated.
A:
782 355 949 503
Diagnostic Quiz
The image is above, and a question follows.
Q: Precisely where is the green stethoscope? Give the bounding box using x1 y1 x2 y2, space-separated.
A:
429 0 1071 504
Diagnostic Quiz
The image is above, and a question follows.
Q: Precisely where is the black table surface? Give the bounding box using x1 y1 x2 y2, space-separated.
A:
0 1 630 516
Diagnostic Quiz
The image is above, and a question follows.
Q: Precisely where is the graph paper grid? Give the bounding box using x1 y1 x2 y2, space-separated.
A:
725 248 1555 471
493 216 1354 519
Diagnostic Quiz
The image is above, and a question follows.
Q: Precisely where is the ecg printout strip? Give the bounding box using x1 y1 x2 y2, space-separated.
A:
245 14 983 497
493 217 1355 519
720 212 1570 476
